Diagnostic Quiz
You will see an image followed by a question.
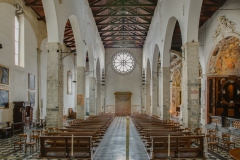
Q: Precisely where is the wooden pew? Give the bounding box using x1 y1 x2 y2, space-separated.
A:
40 136 92 159
150 136 204 159
40 114 115 159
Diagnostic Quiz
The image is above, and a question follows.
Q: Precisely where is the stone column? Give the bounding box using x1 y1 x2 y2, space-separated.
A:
37 48 42 121
76 66 86 120
46 42 63 128
201 74 207 126
141 85 146 114
182 42 200 129
160 67 170 120
97 83 102 114
152 76 158 116
145 83 151 115
89 77 96 115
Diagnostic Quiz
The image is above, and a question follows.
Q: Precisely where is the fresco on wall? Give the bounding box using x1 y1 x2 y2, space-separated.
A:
209 36 240 74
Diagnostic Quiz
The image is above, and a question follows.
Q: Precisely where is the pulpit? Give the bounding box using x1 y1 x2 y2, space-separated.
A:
13 101 34 127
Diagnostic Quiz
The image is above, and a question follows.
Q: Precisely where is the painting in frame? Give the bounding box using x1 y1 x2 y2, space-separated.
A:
0 64 10 86
28 73 35 90
29 91 35 103
0 88 9 108
67 71 72 95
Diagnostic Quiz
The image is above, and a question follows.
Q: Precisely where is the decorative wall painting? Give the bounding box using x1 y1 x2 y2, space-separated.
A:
0 88 9 108
0 65 9 86
28 73 35 90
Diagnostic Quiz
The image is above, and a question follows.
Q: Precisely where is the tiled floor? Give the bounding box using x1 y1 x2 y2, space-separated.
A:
0 117 239 160
93 117 149 160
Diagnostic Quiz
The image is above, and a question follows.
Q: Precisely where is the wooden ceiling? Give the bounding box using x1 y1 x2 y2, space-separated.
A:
88 0 158 48
24 0 227 50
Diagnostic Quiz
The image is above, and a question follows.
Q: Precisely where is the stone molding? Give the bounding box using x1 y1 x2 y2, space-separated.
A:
207 16 240 76
213 16 238 42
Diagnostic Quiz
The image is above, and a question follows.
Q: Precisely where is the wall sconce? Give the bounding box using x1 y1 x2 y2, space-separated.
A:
222 89 226 94
237 89 240 95
0 44 2 49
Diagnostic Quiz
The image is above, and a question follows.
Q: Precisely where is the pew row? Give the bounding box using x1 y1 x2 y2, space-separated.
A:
40 136 92 159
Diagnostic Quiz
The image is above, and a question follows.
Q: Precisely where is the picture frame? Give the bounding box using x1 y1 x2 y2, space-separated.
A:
0 88 9 108
29 91 35 103
67 71 72 95
0 64 10 86
28 73 35 90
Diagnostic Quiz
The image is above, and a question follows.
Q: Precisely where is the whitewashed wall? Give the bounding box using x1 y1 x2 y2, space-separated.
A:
63 56 75 116
0 3 38 122
105 48 142 111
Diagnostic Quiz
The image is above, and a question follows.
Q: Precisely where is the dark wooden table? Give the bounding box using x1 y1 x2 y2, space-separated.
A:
229 148 240 160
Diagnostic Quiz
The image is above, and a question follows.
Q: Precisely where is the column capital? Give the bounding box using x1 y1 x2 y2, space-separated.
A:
46 42 62 51
14 3 24 16
37 48 42 55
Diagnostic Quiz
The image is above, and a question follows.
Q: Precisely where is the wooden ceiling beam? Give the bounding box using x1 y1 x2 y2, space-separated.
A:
101 35 147 37
91 4 156 7
99 30 148 33
94 14 153 17
97 23 150 26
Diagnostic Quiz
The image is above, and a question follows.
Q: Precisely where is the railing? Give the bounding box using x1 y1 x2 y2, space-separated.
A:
210 116 222 126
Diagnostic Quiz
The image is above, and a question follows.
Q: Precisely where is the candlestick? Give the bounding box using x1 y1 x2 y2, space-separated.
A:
71 134 73 157
168 135 170 158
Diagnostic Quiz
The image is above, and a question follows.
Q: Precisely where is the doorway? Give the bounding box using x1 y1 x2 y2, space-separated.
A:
115 92 132 116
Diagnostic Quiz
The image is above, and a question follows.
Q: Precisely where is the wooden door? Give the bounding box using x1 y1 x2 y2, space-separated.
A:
115 92 132 116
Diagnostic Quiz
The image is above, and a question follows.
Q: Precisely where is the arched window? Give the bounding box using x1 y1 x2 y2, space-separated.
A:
15 16 20 66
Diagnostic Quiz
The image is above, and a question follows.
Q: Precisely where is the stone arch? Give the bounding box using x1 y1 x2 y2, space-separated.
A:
85 22 94 45
67 15 86 67
184 0 202 43
0 2 47 47
162 16 181 67
42 0 59 42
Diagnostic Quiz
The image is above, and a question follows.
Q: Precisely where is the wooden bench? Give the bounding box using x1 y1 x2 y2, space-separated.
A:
0 121 12 138
40 114 114 159
40 136 92 159
150 136 204 159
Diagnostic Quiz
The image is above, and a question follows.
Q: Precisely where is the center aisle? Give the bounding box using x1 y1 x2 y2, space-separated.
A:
93 117 149 160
